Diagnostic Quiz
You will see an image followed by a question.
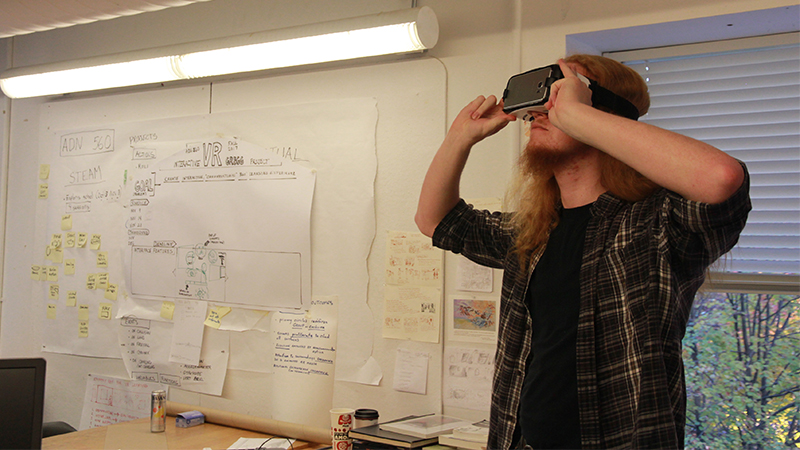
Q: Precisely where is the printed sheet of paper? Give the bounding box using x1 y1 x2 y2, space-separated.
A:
382 231 443 343
79 374 168 430
118 316 229 395
393 348 429 395
446 295 498 344
442 347 494 411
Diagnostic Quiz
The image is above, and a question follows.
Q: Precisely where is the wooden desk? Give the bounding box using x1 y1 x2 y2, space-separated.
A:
43 416 325 450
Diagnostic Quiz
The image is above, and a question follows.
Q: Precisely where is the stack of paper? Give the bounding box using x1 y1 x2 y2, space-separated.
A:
438 423 489 450
379 415 472 439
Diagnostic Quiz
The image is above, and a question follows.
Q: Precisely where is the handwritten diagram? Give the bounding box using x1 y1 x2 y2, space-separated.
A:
79 374 167 430
39 99 377 403
125 138 314 310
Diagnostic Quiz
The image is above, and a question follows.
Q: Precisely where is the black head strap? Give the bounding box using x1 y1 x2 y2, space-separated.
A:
587 81 640 121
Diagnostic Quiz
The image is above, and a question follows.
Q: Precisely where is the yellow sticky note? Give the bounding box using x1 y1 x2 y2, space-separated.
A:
65 232 76 248
96 251 108 268
78 304 90 321
47 266 58 282
77 232 88 248
90 234 101 250
61 215 73 231
98 303 113 320
38 184 48 199
51 247 63 264
64 259 76 275
48 284 59 300
39 164 50 180
204 306 232 328
47 304 57 319
31 265 41 281
204 308 223 329
86 274 97 290
66 291 77 307
104 283 118 301
51 234 62 249
78 321 89 338
160 301 175 320
97 272 109 289
39 267 48 281
45 246 54 262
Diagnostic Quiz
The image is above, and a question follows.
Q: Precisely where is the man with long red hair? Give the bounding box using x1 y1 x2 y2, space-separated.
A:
416 55 750 449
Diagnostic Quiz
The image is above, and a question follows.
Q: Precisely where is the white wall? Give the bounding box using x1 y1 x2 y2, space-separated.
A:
0 0 795 431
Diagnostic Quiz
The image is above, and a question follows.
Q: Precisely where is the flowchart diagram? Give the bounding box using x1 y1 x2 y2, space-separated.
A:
125 138 314 310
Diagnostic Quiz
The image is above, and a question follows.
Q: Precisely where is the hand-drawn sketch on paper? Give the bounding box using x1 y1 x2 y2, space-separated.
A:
79 374 168 430
442 346 494 411
125 138 314 310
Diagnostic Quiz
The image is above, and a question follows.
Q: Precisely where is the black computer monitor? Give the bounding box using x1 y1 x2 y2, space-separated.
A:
0 358 46 450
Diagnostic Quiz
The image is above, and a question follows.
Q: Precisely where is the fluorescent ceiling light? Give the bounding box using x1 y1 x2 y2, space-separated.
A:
177 22 427 78
1 57 180 99
0 7 438 99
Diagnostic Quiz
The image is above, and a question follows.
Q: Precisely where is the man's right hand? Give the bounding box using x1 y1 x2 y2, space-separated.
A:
447 95 516 147
415 95 515 237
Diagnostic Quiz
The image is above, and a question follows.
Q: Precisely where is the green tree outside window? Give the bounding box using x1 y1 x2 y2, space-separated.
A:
684 292 800 449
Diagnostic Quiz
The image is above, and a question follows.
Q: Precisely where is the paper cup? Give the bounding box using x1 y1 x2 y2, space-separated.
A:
330 408 355 450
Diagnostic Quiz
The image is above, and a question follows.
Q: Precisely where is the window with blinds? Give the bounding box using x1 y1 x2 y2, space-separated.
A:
607 34 800 292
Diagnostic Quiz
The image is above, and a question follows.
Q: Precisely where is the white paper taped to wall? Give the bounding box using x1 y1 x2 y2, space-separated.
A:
79 373 169 430
40 98 381 388
117 315 229 395
125 138 314 311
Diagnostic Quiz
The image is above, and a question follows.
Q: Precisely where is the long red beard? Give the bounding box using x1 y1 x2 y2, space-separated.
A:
520 140 565 178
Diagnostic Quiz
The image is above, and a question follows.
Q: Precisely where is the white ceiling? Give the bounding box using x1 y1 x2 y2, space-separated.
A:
0 0 213 38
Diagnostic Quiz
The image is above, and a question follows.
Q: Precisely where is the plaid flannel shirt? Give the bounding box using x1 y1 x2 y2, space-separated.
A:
432 165 750 449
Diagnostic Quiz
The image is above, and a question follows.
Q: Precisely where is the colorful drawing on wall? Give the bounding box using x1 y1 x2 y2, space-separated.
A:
453 299 496 331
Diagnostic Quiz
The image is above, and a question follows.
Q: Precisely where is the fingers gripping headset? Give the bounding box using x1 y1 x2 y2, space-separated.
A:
502 64 641 122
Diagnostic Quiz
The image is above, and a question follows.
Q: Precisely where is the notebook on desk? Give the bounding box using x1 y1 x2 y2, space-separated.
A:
0 358 46 450
349 415 439 449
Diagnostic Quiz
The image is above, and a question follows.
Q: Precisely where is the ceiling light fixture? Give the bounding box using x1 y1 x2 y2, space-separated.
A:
0 6 438 99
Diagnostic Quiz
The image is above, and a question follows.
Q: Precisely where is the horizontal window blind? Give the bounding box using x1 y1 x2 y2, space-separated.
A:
607 34 800 280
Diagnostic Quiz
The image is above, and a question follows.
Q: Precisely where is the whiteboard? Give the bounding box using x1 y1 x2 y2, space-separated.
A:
4 57 446 429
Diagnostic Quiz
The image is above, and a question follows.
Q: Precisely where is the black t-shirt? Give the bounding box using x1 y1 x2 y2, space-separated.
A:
518 203 592 449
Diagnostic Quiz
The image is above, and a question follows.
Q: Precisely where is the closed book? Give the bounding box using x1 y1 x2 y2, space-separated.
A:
350 423 438 449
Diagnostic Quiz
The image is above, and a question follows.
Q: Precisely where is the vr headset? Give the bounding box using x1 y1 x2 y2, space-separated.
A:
502 64 640 121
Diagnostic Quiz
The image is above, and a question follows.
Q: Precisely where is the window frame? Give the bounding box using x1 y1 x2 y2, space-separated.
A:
605 33 800 295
